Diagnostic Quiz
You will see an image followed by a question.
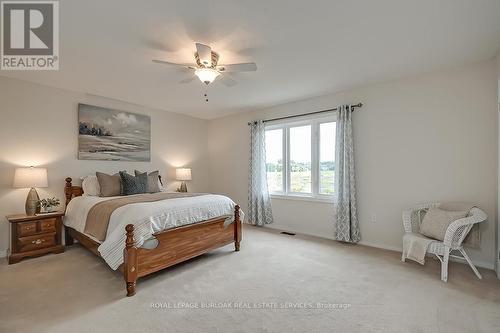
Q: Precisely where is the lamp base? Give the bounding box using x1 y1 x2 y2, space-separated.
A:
25 187 40 216
177 182 188 193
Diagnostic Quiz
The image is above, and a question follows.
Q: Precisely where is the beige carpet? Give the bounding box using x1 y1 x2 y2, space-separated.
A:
1 225 499 333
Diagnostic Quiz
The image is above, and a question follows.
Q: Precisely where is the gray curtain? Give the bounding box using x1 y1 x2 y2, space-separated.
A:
248 120 274 226
334 105 360 242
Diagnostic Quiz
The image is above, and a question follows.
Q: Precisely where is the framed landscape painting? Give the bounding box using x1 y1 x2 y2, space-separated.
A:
78 104 151 161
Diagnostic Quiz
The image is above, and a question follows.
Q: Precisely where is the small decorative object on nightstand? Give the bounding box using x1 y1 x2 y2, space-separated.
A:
38 197 60 213
176 168 192 192
5 211 64 264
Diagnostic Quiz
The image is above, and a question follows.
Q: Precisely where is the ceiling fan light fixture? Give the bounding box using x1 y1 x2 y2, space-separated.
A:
194 68 220 85
152 42 256 87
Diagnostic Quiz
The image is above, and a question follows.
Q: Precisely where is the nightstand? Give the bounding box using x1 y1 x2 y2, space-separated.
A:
5 212 65 264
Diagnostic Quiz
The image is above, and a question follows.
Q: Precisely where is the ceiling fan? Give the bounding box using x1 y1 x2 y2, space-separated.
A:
153 43 257 86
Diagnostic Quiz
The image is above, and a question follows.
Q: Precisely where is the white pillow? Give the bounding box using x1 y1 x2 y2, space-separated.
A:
82 175 101 196
158 178 165 192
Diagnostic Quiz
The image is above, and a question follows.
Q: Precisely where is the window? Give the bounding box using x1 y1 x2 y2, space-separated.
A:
319 122 335 195
265 116 336 200
289 125 311 193
265 129 283 193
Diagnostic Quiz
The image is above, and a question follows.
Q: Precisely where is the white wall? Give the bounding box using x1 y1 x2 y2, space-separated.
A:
208 60 498 268
497 52 500 74
496 52 500 276
0 76 210 255
1 60 497 269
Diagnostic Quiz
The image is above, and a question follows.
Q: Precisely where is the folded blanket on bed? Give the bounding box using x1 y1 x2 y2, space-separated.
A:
84 192 204 241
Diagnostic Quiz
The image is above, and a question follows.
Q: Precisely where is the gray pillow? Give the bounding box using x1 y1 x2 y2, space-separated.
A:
134 170 160 193
96 172 122 197
420 208 469 241
120 171 147 195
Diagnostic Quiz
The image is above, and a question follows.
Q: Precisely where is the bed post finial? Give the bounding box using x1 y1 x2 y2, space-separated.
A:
65 177 73 207
234 205 241 251
124 224 138 297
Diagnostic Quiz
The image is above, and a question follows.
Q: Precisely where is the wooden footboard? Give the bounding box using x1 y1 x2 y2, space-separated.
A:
64 177 242 297
124 205 241 296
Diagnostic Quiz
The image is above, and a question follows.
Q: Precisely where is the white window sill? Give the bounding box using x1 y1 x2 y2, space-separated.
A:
270 194 334 204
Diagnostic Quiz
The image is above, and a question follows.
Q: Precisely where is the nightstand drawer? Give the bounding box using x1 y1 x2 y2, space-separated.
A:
40 218 56 232
17 222 37 237
17 233 55 252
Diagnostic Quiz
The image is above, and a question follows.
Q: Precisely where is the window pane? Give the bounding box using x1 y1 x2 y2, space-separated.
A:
290 125 311 193
265 129 283 192
320 122 336 194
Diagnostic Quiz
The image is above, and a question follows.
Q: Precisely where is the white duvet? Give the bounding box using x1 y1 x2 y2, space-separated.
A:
64 193 241 270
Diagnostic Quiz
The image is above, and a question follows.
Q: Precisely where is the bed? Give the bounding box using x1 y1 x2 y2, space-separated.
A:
63 177 242 297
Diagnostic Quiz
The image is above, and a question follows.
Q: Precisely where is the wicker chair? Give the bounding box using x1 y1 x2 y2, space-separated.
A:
401 202 487 282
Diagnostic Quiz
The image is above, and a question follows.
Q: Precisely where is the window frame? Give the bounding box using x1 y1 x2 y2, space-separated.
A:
265 114 336 201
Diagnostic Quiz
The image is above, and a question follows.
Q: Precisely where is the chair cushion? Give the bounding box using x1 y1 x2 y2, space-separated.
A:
420 208 468 241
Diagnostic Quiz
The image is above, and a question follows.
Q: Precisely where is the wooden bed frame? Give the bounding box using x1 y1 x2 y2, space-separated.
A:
64 177 241 297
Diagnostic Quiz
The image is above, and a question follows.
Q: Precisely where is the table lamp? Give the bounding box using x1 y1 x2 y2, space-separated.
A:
13 167 48 215
176 168 192 192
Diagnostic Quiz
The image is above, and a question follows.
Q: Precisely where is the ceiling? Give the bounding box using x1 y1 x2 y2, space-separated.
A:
2 0 500 119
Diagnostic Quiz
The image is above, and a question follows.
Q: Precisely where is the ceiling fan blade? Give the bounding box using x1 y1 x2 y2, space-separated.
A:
195 43 212 67
219 75 237 87
152 59 196 69
179 76 196 84
217 63 257 72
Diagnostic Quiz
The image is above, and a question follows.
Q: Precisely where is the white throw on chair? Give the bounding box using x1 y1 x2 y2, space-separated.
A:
401 202 487 282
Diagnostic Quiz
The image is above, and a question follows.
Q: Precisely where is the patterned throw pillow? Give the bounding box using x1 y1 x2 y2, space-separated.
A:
134 170 160 193
119 171 148 195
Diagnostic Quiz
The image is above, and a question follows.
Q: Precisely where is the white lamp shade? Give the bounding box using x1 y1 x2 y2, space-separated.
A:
13 167 48 188
176 168 192 181
194 68 220 84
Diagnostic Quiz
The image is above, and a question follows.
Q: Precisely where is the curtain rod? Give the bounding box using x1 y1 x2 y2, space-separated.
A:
247 103 363 125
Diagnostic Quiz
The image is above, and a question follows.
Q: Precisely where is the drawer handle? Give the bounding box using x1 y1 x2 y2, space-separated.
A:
31 239 44 245
44 224 51 228
26 227 31 230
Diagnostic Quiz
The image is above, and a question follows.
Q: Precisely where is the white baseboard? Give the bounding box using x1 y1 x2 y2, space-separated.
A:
264 224 495 270
265 223 335 241
2 224 495 271
360 241 495 270
449 256 495 270
358 240 402 253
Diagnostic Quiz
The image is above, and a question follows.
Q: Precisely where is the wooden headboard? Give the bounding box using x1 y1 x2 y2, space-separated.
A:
65 175 164 206
65 177 83 206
